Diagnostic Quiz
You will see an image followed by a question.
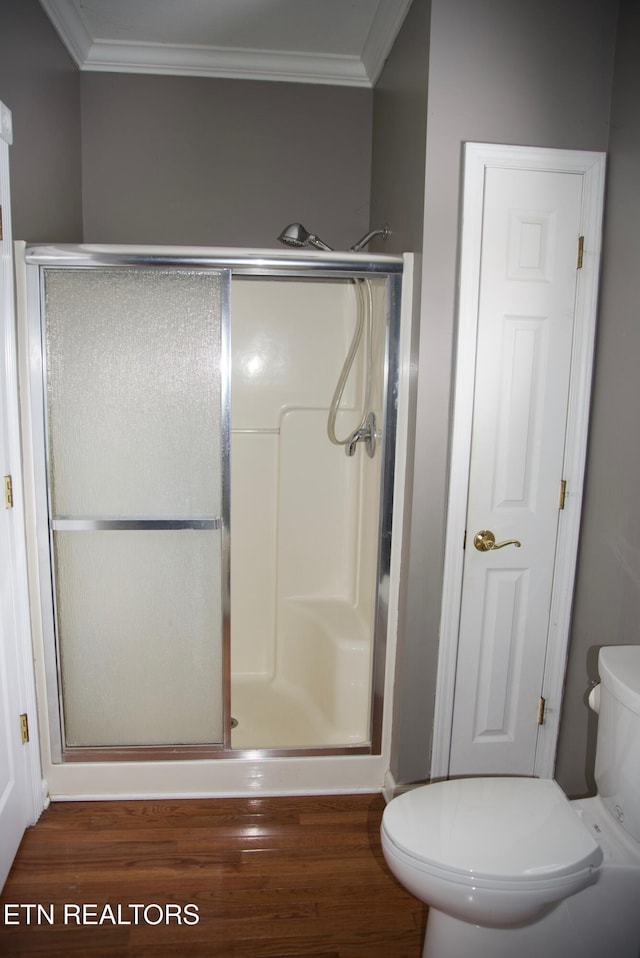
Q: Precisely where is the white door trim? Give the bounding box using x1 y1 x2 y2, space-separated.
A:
431 143 606 781
0 100 46 826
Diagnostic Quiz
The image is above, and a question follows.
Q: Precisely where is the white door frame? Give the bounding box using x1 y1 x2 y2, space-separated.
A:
431 143 606 781
0 100 45 837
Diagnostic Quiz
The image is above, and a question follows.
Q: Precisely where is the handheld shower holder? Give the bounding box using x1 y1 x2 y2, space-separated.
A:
346 412 377 458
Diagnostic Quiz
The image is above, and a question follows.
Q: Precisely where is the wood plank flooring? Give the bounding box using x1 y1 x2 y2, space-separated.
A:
0 793 425 957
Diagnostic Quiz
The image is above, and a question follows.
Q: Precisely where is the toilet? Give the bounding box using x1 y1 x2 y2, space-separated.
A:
381 645 640 957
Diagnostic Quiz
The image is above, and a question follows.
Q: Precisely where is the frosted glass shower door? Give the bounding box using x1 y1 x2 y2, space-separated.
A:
42 267 228 750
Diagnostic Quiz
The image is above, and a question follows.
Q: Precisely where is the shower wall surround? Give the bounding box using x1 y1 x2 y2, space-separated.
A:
230 277 385 750
17 245 414 799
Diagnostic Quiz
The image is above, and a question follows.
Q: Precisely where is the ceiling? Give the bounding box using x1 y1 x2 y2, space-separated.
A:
39 0 413 87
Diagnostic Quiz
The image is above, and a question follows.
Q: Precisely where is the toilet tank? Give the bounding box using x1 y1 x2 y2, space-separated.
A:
594 645 640 843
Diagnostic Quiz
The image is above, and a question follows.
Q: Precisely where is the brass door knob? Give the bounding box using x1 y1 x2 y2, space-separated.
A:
473 530 522 552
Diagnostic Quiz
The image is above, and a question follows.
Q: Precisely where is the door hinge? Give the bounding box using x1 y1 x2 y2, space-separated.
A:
4 475 13 509
577 235 584 269
20 713 30 744
559 479 567 510
537 697 546 726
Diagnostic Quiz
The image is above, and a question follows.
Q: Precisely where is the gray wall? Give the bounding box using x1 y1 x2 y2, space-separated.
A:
81 73 372 250
555 0 640 797
369 0 431 258
373 0 618 786
0 0 82 242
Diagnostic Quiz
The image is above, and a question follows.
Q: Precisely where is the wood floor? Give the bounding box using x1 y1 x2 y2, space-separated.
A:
0 793 425 957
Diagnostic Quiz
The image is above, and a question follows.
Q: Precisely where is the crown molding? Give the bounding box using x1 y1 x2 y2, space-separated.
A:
39 0 92 68
39 0 410 87
0 101 12 145
362 0 413 85
81 41 371 87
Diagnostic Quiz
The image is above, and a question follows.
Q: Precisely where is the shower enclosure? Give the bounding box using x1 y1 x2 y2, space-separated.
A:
18 244 410 792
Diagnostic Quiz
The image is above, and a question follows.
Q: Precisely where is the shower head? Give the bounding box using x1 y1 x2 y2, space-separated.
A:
277 223 334 251
277 222 390 252
350 225 390 251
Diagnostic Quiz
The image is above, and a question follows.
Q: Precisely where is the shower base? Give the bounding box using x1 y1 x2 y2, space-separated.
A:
230 675 369 750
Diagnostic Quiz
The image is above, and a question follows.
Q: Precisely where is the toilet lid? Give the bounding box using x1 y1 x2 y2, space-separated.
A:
382 778 602 882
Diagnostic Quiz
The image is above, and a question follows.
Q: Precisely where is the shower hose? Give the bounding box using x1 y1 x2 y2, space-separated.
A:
327 278 374 454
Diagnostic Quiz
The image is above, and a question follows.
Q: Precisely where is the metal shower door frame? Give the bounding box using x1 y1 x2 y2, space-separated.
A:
23 244 404 763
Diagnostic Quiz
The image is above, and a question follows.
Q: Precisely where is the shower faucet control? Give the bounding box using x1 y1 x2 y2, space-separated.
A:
346 412 377 458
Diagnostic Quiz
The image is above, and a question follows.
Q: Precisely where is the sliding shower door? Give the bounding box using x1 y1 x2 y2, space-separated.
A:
37 266 229 755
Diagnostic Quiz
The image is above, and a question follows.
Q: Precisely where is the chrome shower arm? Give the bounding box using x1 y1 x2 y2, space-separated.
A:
350 225 390 252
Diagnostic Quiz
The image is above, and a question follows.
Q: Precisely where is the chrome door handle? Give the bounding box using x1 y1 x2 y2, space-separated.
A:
473 530 522 552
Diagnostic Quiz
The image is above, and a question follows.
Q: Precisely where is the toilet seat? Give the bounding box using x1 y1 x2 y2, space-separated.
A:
382 777 603 885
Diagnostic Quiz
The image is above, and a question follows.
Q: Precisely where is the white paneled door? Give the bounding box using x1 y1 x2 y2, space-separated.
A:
440 146 605 779
0 508 31 890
